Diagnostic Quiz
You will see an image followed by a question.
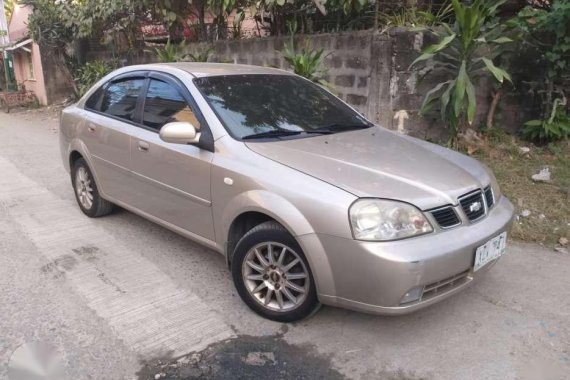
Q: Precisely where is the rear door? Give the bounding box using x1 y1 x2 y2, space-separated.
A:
128 72 215 240
82 73 146 202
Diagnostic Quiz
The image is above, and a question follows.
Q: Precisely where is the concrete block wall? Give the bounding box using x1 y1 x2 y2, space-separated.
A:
141 28 525 141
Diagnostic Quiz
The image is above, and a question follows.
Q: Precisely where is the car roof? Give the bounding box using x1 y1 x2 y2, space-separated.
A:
125 62 295 78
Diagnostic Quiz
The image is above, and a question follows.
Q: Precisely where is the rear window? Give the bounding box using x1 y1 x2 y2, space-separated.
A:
100 78 146 122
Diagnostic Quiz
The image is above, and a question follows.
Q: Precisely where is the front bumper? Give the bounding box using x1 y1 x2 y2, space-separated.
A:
299 196 514 315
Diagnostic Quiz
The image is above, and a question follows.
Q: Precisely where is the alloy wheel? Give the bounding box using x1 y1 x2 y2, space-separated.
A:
75 166 94 210
242 242 310 312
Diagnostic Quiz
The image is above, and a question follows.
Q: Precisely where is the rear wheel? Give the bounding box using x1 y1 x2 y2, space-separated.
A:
231 221 319 322
71 158 114 217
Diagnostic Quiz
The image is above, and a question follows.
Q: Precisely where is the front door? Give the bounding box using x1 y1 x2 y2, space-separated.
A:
128 74 215 240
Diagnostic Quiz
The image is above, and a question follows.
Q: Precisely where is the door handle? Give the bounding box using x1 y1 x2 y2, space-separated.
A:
87 124 96 133
138 141 150 152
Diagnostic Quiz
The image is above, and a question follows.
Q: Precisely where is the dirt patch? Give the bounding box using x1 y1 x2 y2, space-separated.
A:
137 335 346 380
472 131 569 246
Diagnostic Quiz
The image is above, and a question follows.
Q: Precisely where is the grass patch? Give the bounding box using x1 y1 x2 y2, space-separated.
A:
470 130 569 246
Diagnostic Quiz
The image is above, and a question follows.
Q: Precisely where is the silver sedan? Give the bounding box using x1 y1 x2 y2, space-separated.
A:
60 63 514 322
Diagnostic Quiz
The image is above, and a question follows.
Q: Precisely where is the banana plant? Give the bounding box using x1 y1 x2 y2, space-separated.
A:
412 0 513 144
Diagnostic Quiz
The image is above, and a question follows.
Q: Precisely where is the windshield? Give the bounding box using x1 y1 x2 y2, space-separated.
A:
193 74 372 140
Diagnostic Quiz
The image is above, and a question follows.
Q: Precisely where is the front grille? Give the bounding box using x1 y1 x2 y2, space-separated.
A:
484 186 494 209
422 270 471 301
459 190 486 221
431 207 461 228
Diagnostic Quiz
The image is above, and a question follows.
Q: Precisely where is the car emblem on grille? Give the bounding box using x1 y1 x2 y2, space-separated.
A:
469 201 482 213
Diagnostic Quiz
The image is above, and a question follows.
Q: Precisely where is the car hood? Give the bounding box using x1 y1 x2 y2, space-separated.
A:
245 127 491 210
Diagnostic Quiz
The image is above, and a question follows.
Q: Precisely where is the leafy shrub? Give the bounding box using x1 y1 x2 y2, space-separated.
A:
412 0 512 145
185 48 214 62
148 39 186 63
523 98 570 142
378 2 453 28
282 42 332 89
77 60 114 96
511 1 570 142
282 23 331 88
148 39 213 63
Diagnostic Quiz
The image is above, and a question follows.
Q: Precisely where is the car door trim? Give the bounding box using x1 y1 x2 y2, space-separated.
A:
130 169 212 207
91 154 131 174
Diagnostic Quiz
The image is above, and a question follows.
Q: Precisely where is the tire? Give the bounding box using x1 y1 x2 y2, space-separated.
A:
231 221 320 322
71 158 114 218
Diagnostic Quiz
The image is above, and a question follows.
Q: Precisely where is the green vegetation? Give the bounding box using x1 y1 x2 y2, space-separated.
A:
148 40 187 63
511 1 570 142
282 42 330 87
378 3 453 28
185 48 214 63
412 0 512 145
281 22 331 88
77 60 114 96
523 99 570 142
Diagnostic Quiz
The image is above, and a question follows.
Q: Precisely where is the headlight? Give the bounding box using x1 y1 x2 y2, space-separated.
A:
349 199 433 241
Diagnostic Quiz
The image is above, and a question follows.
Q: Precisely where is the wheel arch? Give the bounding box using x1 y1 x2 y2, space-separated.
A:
69 150 83 168
222 191 336 301
221 190 315 267
65 139 105 196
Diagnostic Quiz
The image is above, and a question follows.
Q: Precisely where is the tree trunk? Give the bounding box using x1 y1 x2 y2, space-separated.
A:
374 0 379 30
486 90 502 129
57 54 79 98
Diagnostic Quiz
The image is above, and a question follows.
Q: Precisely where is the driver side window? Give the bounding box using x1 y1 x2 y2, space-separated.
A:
142 79 201 132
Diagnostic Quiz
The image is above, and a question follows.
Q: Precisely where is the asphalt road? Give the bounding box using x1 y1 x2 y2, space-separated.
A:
0 108 569 380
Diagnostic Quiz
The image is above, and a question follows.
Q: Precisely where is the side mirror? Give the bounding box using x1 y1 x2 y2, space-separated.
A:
159 122 201 145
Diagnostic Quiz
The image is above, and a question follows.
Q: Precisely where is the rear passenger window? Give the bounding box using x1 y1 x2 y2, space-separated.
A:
100 78 146 122
142 79 201 131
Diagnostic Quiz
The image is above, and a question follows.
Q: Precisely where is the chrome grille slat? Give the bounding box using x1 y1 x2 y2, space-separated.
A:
459 190 486 222
431 206 461 228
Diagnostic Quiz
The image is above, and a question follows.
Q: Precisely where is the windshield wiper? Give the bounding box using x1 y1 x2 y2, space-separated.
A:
241 130 303 140
241 124 372 140
310 123 373 134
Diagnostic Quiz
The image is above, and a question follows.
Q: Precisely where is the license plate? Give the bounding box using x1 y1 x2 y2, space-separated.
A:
474 232 507 272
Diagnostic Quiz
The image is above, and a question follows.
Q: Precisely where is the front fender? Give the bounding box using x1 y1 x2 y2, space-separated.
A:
220 190 314 244
218 190 336 297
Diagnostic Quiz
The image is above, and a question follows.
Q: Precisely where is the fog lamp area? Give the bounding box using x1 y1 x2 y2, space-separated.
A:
399 286 424 305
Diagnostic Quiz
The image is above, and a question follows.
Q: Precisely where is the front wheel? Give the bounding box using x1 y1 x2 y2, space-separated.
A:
231 221 319 322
